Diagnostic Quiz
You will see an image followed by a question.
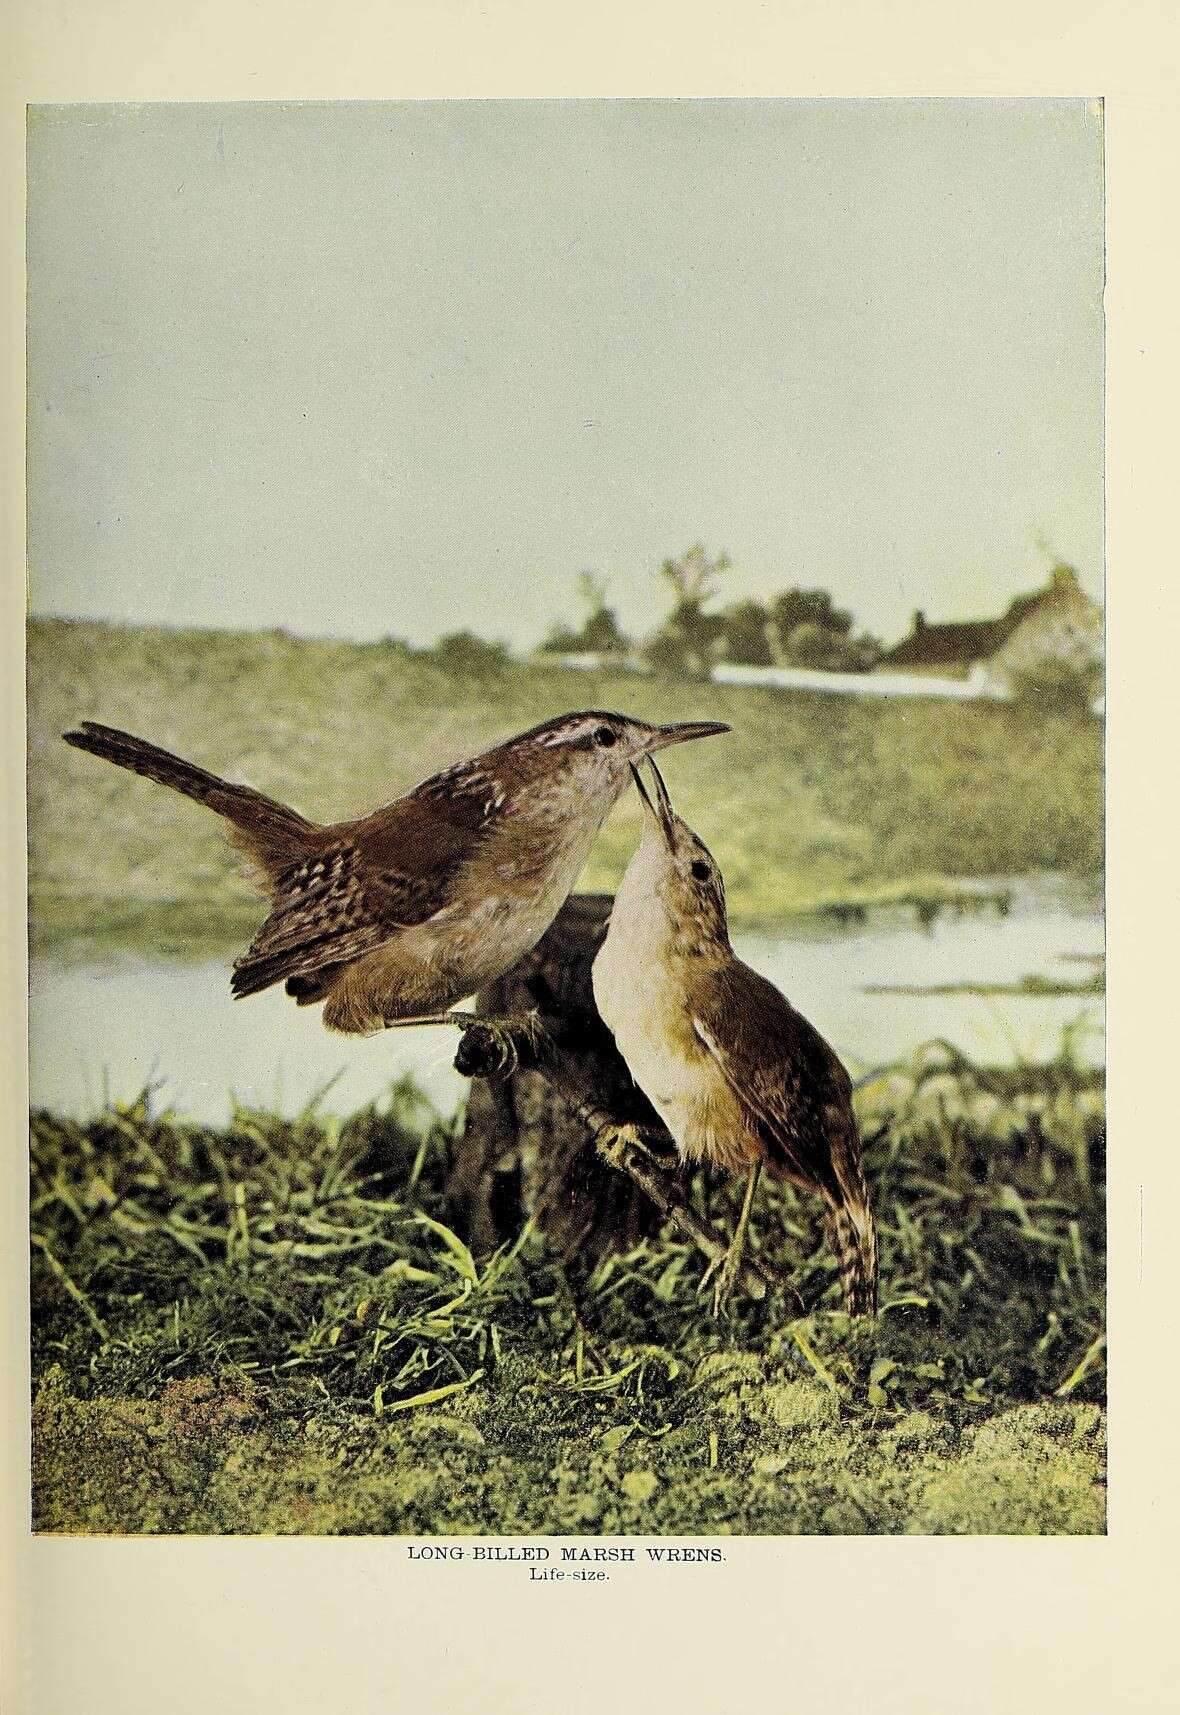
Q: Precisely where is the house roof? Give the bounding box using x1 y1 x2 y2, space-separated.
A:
881 618 1012 669
880 571 1087 669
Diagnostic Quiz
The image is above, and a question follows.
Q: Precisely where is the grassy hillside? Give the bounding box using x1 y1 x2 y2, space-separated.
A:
28 616 1103 958
31 1039 1104 1536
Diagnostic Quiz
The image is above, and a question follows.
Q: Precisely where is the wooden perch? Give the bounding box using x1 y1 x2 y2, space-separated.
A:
445 896 802 1307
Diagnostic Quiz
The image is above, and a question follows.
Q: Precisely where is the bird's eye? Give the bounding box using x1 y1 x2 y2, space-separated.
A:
690 859 711 883
593 726 617 748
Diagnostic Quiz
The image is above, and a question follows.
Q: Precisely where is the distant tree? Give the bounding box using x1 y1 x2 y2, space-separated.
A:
769 588 853 641
539 570 631 656
714 599 776 666
763 586 880 673
638 555 882 676
577 570 610 613
842 631 884 672
573 572 629 654
578 607 630 653
780 620 834 670
538 623 581 654
776 623 883 673
659 543 731 609
645 544 732 676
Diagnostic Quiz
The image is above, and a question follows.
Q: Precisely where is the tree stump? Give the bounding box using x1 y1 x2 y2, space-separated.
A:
445 895 792 1302
445 894 668 1263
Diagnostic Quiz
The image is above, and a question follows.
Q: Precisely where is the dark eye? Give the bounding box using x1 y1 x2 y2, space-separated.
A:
690 859 711 883
593 726 617 748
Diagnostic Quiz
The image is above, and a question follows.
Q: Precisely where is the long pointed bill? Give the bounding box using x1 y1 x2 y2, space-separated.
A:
643 720 729 753
630 758 677 847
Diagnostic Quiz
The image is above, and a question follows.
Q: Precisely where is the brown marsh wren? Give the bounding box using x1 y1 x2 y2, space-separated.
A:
593 757 877 1316
63 711 727 1035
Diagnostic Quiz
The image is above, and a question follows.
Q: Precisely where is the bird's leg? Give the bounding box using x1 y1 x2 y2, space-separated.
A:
703 1162 762 1317
391 1009 548 1077
590 1121 769 1303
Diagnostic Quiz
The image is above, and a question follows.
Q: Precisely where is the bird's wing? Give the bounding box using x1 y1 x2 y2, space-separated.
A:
232 758 512 998
230 769 510 997
230 842 451 998
345 762 507 876
689 960 852 1191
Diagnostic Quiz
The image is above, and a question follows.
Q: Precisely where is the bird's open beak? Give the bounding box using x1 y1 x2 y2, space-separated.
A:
630 758 678 847
642 720 730 753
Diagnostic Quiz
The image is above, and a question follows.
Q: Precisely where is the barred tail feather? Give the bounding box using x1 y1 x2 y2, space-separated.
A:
825 1196 878 1317
62 721 317 870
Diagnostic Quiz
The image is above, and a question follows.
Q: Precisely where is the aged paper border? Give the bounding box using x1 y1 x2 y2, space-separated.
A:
3 4 1177 1711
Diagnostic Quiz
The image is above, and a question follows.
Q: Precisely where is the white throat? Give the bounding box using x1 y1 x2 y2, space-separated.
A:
598 828 676 965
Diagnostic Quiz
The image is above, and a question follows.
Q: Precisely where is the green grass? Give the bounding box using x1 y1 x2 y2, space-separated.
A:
30 1036 1106 1535
28 616 1103 959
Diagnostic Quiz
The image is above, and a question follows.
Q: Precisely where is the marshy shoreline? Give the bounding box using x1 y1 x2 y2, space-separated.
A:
26 616 1106 1535
30 1037 1105 1536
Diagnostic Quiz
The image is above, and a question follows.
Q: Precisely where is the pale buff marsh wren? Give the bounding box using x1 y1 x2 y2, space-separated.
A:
592 758 877 1316
63 711 728 1037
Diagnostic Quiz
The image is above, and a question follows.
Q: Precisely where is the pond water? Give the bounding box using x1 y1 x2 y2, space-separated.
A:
28 880 1103 1126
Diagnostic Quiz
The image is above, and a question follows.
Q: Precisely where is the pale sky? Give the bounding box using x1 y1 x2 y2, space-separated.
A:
27 100 1103 650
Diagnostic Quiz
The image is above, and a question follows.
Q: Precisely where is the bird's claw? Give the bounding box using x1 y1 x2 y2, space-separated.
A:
699 1250 741 1318
713 1257 742 1318
595 1123 675 1175
451 1009 548 1080
455 1017 520 1078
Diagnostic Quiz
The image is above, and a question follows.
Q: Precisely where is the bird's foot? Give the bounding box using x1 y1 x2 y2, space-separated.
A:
595 1122 677 1177
698 1246 742 1317
451 1009 547 1078
709 1248 745 1318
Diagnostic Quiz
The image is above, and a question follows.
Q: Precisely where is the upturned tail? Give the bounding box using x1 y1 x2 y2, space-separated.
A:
824 1190 878 1317
62 721 318 876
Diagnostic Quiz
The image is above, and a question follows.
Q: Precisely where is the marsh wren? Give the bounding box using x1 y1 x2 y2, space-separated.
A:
63 711 727 1036
592 758 877 1315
